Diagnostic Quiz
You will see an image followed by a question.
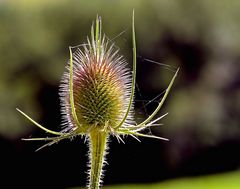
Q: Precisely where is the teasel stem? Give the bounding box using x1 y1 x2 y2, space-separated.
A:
88 129 109 189
87 16 110 188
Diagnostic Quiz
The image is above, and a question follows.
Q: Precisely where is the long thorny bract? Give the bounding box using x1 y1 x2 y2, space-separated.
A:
17 11 179 189
115 11 137 130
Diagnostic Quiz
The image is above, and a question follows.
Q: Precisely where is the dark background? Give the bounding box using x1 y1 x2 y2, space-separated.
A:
0 0 240 188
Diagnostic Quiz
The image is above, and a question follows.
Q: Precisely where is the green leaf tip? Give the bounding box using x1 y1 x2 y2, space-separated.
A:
16 108 63 136
138 67 179 126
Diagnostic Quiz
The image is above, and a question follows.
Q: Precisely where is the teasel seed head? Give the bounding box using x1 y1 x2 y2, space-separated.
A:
59 16 134 134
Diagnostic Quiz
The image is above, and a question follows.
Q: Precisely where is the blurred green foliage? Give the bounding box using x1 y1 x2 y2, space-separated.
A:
70 171 240 189
0 0 239 179
0 0 240 142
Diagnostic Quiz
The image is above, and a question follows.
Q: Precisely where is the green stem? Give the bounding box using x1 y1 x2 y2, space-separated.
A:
89 130 108 189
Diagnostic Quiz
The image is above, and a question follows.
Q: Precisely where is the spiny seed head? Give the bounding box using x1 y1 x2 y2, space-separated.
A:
59 17 134 133
18 12 178 142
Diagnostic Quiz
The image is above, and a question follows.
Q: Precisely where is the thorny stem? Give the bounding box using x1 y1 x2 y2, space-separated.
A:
89 130 108 189
88 16 109 189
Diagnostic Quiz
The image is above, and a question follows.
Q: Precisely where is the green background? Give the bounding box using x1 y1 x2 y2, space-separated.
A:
0 0 239 188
